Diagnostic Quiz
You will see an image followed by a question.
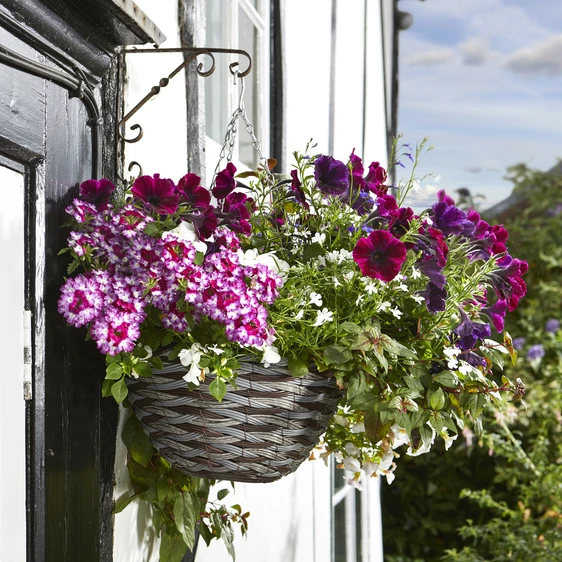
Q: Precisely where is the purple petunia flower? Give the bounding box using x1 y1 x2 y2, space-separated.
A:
352 230 407 282
546 318 560 334
454 308 491 350
289 170 309 208
431 202 475 237
364 161 387 195
527 344 545 361
177 173 211 209
79 179 115 211
314 155 349 196
481 299 507 333
421 282 447 314
131 174 179 215
512 337 526 350
213 162 237 199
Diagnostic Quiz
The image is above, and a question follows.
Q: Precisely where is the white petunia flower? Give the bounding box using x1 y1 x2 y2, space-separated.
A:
351 422 365 434
261 345 281 368
441 430 458 451
344 442 360 456
164 221 207 254
333 414 348 427
313 308 334 326
343 456 361 473
179 343 207 386
309 292 323 307
237 249 290 281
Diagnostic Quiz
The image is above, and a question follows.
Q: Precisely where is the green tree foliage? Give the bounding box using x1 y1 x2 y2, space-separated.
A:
382 163 562 562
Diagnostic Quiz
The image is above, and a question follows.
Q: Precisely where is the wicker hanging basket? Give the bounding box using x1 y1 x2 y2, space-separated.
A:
126 357 341 483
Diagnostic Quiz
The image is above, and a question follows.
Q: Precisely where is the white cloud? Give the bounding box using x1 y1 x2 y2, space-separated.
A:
504 34 562 76
405 49 455 66
460 37 490 65
403 183 441 207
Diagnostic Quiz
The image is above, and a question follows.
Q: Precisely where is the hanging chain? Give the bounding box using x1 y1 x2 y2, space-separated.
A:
211 75 273 190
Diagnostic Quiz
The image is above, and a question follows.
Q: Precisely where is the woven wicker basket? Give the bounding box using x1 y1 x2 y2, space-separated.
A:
126 358 341 483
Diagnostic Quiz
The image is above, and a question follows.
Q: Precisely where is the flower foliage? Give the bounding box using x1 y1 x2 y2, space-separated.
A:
59 139 528 555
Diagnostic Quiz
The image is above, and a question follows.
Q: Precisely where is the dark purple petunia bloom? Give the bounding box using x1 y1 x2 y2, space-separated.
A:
527 344 545 361
79 178 115 210
454 308 491 350
314 155 349 196
349 149 365 188
213 162 237 199
364 161 387 195
177 173 211 209
437 189 455 206
351 191 375 216
190 205 218 239
421 282 447 314
289 170 309 208
546 318 560 333
488 255 528 312
464 351 487 368
353 230 407 282
431 202 475 237
131 174 179 215
481 299 507 332
418 258 446 288
223 191 254 221
390 207 415 238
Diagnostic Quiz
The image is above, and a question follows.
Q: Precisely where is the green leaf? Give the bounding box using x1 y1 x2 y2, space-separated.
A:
432 370 460 387
106 353 122 364
122 414 153 467
173 493 197 551
324 344 352 365
194 251 205 266
349 332 373 352
288 356 309 378
113 490 144 514
199 521 214 546
160 531 188 562
105 362 123 380
209 377 227 402
429 388 446 411
149 355 164 370
303 243 325 261
380 335 417 359
132 361 152 378
372 345 389 373
395 410 412 434
101 379 114 398
144 222 161 237
157 475 172 503
403 376 424 398
340 322 362 334
111 377 128 404
217 488 230 501
364 409 392 444
221 524 236 560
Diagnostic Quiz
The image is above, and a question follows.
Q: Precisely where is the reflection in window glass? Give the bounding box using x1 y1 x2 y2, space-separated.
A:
238 6 259 167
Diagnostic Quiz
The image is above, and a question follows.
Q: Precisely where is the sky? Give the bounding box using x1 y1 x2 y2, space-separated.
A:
398 0 562 210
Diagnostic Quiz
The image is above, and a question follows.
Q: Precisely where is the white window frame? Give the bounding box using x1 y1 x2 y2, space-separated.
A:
204 0 270 178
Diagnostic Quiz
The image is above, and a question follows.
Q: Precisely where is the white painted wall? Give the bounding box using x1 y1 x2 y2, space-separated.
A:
0 166 26 560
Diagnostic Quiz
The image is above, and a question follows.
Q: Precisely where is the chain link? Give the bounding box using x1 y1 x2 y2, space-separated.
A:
211 75 273 190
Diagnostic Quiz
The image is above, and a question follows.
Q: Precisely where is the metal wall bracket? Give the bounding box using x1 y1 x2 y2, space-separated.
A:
116 47 252 177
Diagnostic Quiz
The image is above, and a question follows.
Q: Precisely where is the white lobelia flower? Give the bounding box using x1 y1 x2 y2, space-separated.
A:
458 361 473 375
443 346 461 370
390 307 403 319
333 276 342 287
378 301 391 312
396 283 409 292
164 221 208 254
294 309 304 321
312 308 334 327
207 345 225 356
355 295 365 306
261 345 281 368
311 232 326 245
411 267 421 280
179 343 206 386
343 271 354 283
309 291 323 307
410 294 425 304
364 280 378 295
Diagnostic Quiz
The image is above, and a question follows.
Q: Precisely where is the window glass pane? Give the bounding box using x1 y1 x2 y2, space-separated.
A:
334 498 347 562
205 0 229 144
238 7 259 167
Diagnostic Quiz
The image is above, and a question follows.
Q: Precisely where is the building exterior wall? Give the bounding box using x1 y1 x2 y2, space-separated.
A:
112 1 393 560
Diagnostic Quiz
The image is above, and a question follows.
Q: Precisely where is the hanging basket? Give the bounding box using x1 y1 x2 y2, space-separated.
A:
126 357 341 483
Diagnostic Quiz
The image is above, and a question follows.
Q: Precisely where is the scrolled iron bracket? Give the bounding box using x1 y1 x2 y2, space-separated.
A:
117 47 252 147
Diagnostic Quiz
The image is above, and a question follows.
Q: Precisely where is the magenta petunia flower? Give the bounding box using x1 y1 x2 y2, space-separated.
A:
79 179 115 210
177 173 211 209
213 162 237 199
364 162 387 195
353 230 407 282
314 155 349 196
290 169 309 208
131 174 179 214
